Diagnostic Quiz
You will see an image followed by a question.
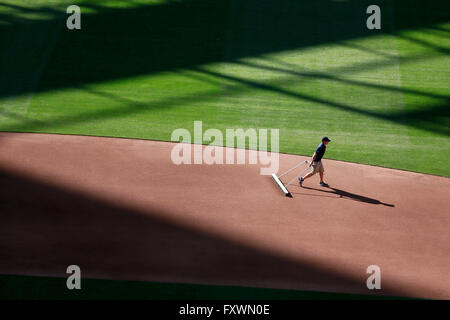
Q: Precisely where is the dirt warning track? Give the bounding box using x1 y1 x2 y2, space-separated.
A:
0 132 449 299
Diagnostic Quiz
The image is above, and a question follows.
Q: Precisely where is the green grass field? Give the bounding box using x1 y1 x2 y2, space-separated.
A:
0 0 448 300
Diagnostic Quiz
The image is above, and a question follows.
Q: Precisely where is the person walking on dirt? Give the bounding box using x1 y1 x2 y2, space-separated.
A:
299 137 331 187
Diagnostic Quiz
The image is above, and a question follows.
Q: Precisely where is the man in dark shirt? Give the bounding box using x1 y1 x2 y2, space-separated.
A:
299 137 331 187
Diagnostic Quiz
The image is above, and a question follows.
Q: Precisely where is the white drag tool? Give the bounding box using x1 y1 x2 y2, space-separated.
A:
271 160 310 198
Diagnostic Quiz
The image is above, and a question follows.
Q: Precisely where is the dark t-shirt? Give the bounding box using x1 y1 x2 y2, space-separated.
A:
315 143 326 162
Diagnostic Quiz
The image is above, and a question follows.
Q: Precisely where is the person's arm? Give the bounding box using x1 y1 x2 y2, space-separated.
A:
310 152 317 166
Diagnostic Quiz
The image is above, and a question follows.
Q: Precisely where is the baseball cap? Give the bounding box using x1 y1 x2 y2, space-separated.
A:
322 136 331 142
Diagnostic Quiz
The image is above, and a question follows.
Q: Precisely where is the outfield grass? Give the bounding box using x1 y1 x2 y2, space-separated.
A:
0 0 449 176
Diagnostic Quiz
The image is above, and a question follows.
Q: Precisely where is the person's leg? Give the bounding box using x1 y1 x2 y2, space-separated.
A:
318 162 328 186
302 162 317 180
303 170 315 180
300 163 316 186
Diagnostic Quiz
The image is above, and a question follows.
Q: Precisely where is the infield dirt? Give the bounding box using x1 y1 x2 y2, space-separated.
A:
0 132 449 299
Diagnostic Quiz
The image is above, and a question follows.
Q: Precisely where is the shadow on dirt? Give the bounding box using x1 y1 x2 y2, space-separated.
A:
0 166 401 298
297 186 395 207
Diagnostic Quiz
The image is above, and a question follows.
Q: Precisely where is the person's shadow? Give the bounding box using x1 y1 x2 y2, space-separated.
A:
300 186 395 207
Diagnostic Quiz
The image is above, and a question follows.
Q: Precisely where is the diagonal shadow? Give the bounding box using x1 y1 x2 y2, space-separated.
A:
337 41 398 59
1 57 447 138
395 32 450 54
0 166 404 297
0 84 223 133
299 186 395 207
232 58 450 136
265 49 446 81
428 25 450 33
233 59 449 101
192 66 450 136
0 0 448 142
0 0 449 101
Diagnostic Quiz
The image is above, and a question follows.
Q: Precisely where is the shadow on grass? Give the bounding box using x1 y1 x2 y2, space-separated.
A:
0 0 449 99
0 0 448 138
191 66 450 136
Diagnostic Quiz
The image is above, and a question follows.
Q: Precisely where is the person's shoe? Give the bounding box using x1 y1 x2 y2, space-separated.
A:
299 177 304 187
319 181 329 187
